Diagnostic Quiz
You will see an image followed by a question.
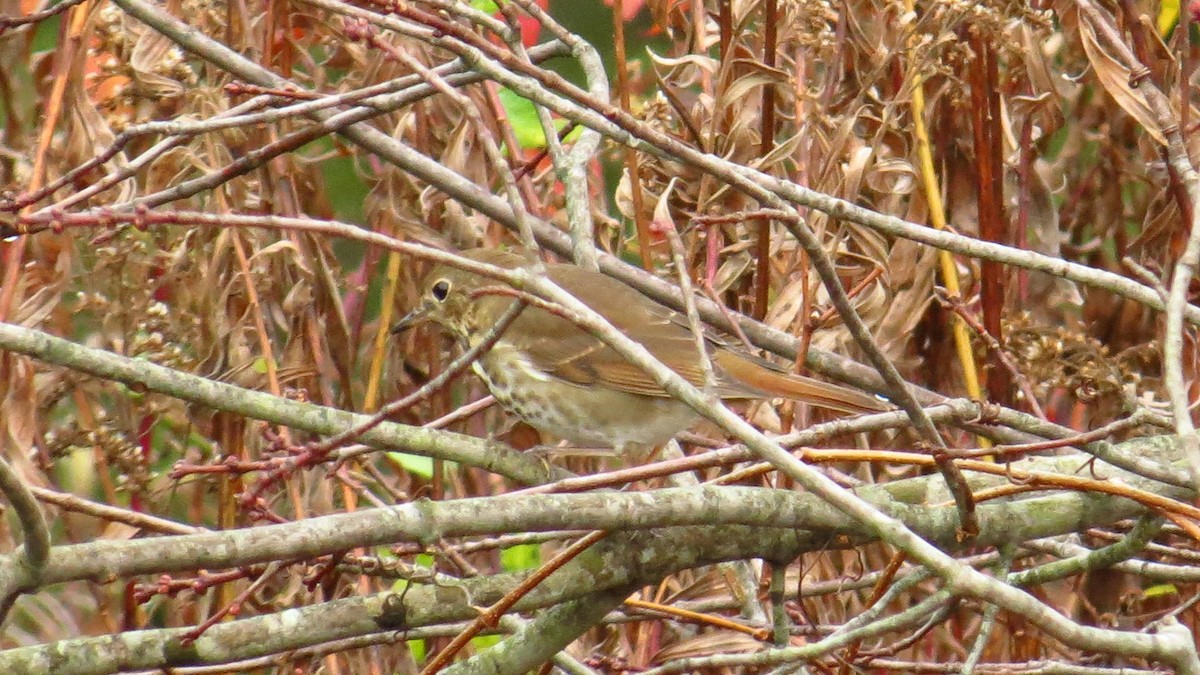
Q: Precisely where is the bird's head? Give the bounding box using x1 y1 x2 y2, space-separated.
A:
392 248 531 342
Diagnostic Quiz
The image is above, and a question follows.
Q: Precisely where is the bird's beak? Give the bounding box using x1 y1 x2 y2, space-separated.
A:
391 304 430 335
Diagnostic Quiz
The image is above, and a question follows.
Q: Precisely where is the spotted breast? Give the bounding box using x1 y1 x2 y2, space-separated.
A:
471 343 700 453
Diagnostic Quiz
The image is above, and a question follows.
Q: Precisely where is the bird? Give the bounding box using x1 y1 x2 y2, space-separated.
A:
394 247 887 455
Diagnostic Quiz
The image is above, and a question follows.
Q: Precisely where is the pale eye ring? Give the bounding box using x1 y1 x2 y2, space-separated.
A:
431 279 451 302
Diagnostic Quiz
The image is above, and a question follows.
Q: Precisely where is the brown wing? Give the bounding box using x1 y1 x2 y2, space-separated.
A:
501 262 887 412
499 263 750 397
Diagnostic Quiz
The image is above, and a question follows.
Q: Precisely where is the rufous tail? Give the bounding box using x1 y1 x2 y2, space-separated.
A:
715 351 890 414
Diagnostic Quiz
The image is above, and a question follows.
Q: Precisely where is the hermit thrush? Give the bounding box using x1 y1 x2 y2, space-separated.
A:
395 248 887 454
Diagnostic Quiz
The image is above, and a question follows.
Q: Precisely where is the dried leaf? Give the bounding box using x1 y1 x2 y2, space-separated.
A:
1078 14 1166 145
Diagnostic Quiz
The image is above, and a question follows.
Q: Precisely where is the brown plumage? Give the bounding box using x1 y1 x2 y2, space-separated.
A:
397 248 887 452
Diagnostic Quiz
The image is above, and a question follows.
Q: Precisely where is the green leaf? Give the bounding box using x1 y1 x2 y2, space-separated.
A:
471 0 499 12
319 154 368 223
499 88 546 150
1158 0 1181 36
409 637 426 662
1143 583 1178 599
471 634 502 650
500 543 541 572
31 15 61 53
387 452 434 478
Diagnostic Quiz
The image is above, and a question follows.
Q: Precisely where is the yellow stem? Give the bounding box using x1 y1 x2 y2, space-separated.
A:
905 0 990 451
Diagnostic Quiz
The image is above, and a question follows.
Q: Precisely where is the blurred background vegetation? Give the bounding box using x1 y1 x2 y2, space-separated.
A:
1 0 1199 671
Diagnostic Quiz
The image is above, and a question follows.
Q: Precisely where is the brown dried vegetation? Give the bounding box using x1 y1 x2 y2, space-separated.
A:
0 0 1198 672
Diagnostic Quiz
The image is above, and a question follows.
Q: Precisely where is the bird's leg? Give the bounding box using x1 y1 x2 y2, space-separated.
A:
624 441 664 465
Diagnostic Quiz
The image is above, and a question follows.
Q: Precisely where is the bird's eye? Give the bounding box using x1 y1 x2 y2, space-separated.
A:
431 279 451 302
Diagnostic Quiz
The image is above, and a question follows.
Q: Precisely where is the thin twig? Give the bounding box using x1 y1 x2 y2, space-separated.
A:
0 456 50 625
933 288 1046 420
418 531 608 673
